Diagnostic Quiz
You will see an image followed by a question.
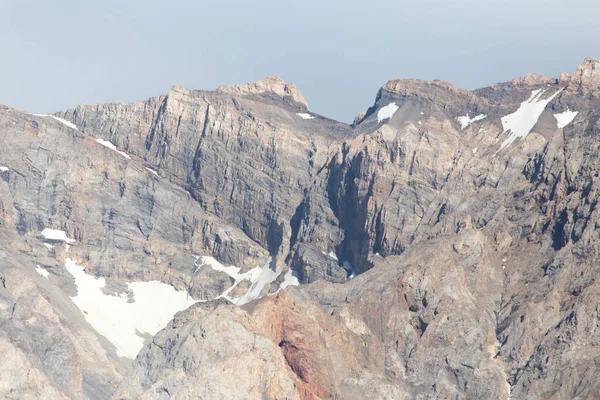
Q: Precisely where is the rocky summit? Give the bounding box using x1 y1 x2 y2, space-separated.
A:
2 58 600 399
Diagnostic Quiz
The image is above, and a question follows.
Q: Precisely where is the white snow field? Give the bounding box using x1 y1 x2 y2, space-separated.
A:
278 269 300 291
296 113 315 120
64 253 302 358
456 114 486 130
554 110 578 129
499 88 563 151
40 228 76 244
64 258 198 359
377 102 399 123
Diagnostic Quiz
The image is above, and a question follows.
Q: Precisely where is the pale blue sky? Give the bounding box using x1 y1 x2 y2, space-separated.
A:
2 0 599 122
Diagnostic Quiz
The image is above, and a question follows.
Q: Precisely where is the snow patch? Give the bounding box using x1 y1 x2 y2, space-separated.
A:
322 251 338 261
0 166 8 172
41 228 75 244
32 114 79 130
43 243 54 250
377 102 399 123
498 88 563 151
296 113 315 120
96 139 131 160
64 258 198 359
554 110 578 129
35 265 50 279
342 261 356 280
145 167 158 176
472 148 478 154
279 269 300 291
457 114 486 130
51 116 79 131
196 256 281 305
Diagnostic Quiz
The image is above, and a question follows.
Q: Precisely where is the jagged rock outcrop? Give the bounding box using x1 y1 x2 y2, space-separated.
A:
216 76 309 108
117 227 509 399
115 299 303 400
511 73 556 87
561 57 600 96
57 81 350 275
2 57 600 399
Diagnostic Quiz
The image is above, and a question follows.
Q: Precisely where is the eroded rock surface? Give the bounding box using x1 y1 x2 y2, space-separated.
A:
2 58 600 399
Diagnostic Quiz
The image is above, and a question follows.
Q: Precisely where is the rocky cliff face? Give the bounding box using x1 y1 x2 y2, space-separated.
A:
2 58 600 399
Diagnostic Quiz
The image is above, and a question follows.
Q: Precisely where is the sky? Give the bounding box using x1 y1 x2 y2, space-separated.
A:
2 0 600 123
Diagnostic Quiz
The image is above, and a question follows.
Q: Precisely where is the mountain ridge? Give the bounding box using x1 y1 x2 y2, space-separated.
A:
13 56 591 129
1 56 600 399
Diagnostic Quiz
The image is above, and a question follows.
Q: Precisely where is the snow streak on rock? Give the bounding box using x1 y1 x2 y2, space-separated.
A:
145 167 159 176
499 88 563 151
35 265 50 279
96 139 131 159
32 114 79 131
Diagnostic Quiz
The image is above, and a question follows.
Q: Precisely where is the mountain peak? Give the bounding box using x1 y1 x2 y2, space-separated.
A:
579 56 600 65
560 56 600 95
216 76 308 107
571 57 600 85
380 78 463 95
510 73 555 86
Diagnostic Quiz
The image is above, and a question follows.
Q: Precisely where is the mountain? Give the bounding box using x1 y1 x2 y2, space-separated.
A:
1 58 600 399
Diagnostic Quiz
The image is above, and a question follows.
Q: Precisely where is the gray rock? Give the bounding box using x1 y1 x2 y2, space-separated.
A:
3 57 600 399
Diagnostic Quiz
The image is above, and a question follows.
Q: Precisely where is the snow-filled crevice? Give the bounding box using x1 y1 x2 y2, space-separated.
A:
195 256 283 305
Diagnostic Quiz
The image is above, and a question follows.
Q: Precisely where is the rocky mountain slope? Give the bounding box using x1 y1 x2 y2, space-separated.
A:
2 58 600 399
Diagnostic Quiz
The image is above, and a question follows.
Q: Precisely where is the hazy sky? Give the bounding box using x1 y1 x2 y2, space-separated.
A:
3 0 600 122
